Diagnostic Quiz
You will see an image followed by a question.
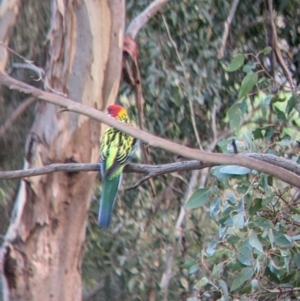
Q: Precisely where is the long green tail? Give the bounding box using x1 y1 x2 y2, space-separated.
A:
98 175 121 228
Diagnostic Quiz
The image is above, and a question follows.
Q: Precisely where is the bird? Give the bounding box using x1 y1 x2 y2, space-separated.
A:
98 104 138 228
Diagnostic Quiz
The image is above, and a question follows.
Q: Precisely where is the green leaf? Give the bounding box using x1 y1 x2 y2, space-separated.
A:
274 106 287 121
274 233 293 248
237 183 250 194
253 217 274 230
238 72 258 100
261 46 272 55
242 62 256 73
291 234 300 241
261 95 273 118
249 198 262 216
249 232 264 253
237 244 252 266
220 165 251 175
271 94 286 103
268 229 274 248
291 215 300 223
228 103 242 130
184 188 211 209
218 279 229 300
206 239 219 256
252 128 264 139
180 277 189 291
264 266 280 283
212 262 224 279
286 92 298 115
128 278 136 293
230 267 254 291
227 235 241 245
239 283 252 294
293 253 300 268
210 197 220 219
251 279 259 291
222 54 245 72
181 259 197 269
129 267 139 274
189 264 198 274
232 213 245 228
197 276 209 287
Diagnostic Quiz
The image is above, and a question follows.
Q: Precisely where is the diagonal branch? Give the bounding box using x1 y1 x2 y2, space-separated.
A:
126 0 169 38
0 96 36 137
218 0 240 59
267 0 294 88
0 71 300 188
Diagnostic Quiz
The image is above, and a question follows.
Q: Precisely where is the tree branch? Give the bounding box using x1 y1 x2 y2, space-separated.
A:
218 0 240 59
267 0 294 88
244 153 300 176
126 0 169 38
0 161 209 180
0 71 300 188
0 96 36 137
0 154 299 190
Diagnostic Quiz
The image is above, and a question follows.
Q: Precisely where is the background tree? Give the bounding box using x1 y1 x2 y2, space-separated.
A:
1 0 300 300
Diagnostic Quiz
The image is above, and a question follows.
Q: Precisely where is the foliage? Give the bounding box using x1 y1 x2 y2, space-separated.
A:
183 50 300 300
83 0 300 300
1 0 300 300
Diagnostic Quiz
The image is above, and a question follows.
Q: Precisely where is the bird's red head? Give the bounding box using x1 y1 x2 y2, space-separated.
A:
107 105 128 119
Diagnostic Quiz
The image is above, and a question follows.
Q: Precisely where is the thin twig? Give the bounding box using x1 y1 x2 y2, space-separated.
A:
0 96 36 137
0 42 67 97
162 15 203 149
218 0 240 59
211 104 218 143
12 63 44 81
0 42 33 65
126 161 210 190
160 247 175 301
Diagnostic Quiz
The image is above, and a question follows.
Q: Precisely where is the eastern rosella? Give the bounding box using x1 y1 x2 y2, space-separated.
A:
98 104 138 228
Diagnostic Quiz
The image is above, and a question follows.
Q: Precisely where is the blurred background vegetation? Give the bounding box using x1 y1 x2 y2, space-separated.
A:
1 0 300 300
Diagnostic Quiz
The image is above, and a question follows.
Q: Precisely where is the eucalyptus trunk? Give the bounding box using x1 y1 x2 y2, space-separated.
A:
1 1 125 300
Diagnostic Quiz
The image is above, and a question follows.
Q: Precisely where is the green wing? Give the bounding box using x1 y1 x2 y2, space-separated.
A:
100 127 137 179
98 127 137 228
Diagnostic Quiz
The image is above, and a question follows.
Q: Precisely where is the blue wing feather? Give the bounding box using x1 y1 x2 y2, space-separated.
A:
98 175 121 228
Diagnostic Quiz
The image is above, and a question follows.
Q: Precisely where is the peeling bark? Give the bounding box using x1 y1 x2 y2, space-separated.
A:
0 1 125 300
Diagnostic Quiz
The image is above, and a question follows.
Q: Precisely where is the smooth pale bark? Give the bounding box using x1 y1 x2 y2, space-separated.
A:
0 1 125 300
0 0 20 71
